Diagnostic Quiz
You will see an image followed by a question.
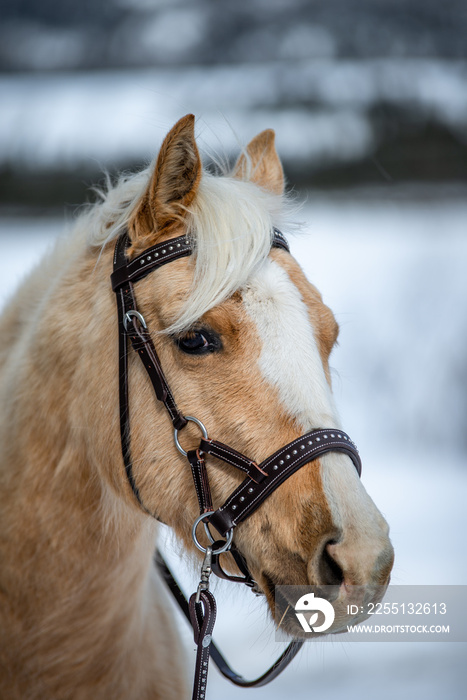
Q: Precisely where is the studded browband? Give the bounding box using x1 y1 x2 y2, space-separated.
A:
111 229 289 294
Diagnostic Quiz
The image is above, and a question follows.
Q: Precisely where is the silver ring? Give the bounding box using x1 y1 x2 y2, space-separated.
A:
123 310 147 332
192 512 233 554
203 521 216 543
174 416 208 457
204 520 230 545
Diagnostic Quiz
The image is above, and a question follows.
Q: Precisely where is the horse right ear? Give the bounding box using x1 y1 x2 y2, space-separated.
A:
233 129 284 195
129 114 202 253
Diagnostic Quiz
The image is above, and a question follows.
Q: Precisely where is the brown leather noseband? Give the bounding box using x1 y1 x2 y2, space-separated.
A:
111 228 362 698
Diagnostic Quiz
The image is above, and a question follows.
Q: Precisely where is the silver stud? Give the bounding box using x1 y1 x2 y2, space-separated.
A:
344 436 348 440
338 433 342 438
240 496 245 502
169 246 173 251
308 440 312 445
301 444 306 449
232 505 237 510
177 243 181 248
162 249 166 254
248 487 254 493
323 434 328 439
316 437 321 442
286 454 290 459
140 259 145 265
273 465 278 470
279 459 284 465
292 449 298 455
203 662 207 667
155 252 159 257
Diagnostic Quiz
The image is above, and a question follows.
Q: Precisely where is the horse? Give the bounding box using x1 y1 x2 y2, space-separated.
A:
0 114 394 699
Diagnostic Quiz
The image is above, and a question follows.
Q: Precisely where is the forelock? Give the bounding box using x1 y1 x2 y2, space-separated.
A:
165 172 291 334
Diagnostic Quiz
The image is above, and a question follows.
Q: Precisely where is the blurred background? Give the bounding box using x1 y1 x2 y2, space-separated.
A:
1 1 466 698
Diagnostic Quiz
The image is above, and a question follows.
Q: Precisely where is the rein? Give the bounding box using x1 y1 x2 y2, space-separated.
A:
111 229 362 699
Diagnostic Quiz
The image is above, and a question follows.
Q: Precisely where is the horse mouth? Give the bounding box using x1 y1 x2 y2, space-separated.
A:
261 574 307 636
260 573 298 631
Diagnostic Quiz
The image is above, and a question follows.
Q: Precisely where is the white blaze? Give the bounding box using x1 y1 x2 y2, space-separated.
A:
242 258 340 431
243 258 391 556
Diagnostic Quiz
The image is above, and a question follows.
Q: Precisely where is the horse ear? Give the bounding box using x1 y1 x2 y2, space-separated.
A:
233 129 284 195
130 114 202 250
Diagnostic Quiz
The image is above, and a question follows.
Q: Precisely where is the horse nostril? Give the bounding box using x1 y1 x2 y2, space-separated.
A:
318 541 344 587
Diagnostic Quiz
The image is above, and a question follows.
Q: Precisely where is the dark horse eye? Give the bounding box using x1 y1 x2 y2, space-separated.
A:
175 329 222 355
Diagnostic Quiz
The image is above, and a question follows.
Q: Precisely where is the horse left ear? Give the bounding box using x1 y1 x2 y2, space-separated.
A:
129 114 202 251
233 129 284 195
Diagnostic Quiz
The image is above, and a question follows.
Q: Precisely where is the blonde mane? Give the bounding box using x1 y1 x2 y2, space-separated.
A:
84 164 295 334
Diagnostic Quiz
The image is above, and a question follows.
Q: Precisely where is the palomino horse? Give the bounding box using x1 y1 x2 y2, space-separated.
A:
0 115 393 699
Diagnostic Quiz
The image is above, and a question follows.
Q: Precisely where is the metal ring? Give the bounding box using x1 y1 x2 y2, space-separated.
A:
202 520 235 550
123 310 147 332
203 521 216 544
192 512 234 554
174 415 208 457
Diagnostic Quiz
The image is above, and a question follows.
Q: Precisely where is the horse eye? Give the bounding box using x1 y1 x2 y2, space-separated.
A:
175 329 222 355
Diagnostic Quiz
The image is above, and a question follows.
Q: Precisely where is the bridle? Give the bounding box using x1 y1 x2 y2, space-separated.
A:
111 228 362 699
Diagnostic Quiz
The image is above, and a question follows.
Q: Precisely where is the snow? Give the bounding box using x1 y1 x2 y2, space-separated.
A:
0 193 466 698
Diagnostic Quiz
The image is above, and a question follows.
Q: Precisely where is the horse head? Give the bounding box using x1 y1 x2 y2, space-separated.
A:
105 114 393 636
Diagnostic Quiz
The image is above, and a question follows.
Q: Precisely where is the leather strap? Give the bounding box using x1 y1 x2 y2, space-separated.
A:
189 590 217 700
187 449 213 514
186 448 257 587
208 429 361 537
114 248 150 512
111 234 192 291
111 229 289 293
125 316 187 429
199 438 267 483
155 550 304 690
114 232 187 429
210 544 257 587
271 227 289 253
113 235 188 510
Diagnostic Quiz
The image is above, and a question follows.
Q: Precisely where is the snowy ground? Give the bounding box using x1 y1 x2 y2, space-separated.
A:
0 193 466 699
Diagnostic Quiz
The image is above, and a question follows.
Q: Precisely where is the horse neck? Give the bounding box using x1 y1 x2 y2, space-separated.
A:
0 229 159 640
